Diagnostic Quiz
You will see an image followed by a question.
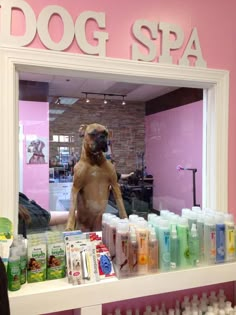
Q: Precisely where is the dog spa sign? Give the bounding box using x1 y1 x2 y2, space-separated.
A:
0 0 207 67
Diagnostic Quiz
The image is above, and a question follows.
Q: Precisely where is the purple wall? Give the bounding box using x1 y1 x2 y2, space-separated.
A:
19 101 49 209
145 101 203 214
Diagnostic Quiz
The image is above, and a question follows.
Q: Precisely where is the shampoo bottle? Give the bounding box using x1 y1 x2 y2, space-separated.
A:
158 219 170 271
148 227 158 273
215 213 225 264
7 246 21 291
128 227 138 274
197 213 205 263
108 216 120 263
115 220 129 277
189 223 200 266
136 220 149 274
224 213 235 262
177 217 190 268
170 224 179 270
204 215 216 265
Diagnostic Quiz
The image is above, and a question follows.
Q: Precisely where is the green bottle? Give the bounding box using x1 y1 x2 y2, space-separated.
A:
177 217 190 268
7 247 21 291
189 223 200 266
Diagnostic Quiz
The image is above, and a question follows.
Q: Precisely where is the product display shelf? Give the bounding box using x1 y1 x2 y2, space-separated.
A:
9 261 236 315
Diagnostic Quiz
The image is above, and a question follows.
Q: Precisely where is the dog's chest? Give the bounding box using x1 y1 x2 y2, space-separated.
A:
86 164 110 182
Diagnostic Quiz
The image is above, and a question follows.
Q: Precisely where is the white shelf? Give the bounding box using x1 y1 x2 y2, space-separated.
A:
9 262 236 315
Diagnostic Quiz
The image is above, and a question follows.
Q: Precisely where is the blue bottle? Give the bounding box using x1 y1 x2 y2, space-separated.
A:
215 213 225 264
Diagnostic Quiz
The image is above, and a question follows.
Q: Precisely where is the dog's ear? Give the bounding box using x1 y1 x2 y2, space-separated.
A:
78 124 87 138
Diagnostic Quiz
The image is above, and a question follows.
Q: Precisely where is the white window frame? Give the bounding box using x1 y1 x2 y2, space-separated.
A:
0 46 229 231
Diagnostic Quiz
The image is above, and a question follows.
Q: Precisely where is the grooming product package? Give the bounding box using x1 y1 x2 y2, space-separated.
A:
96 244 116 280
67 239 99 285
46 231 66 280
27 233 47 283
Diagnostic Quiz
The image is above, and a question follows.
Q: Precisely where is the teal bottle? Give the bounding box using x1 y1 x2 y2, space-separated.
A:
158 219 170 271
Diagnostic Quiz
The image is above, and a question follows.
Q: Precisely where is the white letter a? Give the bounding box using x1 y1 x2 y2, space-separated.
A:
179 28 207 67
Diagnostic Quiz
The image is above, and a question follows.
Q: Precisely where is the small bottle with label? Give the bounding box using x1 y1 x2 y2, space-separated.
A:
128 227 138 275
204 215 216 265
158 219 170 271
115 220 129 277
170 224 179 270
224 213 235 262
189 223 200 266
148 227 158 273
136 220 149 275
215 213 225 264
7 247 21 291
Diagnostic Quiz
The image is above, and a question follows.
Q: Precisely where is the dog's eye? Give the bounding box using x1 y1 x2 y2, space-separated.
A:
88 130 97 137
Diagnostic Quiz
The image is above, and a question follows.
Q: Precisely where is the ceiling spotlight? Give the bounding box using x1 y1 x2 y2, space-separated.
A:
122 95 126 105
85 93 90 103
103 94 108 104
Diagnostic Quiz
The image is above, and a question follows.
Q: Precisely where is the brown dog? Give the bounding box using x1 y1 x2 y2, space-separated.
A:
66 123 128 232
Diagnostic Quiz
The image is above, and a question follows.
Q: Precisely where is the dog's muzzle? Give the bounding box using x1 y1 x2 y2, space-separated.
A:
95 136 108 152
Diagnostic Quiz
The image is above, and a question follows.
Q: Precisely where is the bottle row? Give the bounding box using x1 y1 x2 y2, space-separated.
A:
102 206 236 277
104 289 234 315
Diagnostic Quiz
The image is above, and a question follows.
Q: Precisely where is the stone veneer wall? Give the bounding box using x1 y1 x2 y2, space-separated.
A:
49 98 145 174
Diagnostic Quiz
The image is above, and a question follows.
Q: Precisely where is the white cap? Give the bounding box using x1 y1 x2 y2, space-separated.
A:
224 213 234 223
136 220 148 230
182 208 191 217
178 217 188 227
148 213 158 222
159 218 169 229
160 210 170 218
192 206 202 213
129 214 139 223
204 215 215 225
116 220 129 233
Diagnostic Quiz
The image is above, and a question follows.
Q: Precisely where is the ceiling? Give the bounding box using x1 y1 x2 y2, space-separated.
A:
19 71 179 103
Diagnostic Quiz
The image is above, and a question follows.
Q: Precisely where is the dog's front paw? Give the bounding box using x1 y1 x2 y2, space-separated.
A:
65 223 74 231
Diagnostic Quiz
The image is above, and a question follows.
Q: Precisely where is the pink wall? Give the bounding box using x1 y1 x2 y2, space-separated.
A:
145 101 203 214
11 1 236 314
11 0 236 213
19 101 49 209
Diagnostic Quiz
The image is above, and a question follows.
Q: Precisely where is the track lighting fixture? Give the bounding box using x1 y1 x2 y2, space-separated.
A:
122 95 126 106
82 92 127 105
85 93 90 103
103 95 108 104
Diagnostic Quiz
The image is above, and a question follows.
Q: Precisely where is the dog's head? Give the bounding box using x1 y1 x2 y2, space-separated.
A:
83 123 108 155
